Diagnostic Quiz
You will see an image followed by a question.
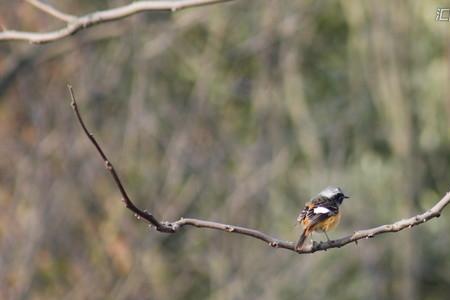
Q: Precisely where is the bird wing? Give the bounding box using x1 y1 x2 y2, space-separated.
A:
299 196 339 228
296 202 312 223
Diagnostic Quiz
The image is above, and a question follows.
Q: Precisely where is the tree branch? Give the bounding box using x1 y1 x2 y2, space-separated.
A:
0 0 236 44
26 0 76 22
67 85 450 254
68 85 174 233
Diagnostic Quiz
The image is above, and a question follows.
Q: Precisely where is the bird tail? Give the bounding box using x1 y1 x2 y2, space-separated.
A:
295 228 309 251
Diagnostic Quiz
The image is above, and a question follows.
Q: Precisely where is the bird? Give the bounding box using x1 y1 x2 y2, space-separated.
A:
295 186 349 250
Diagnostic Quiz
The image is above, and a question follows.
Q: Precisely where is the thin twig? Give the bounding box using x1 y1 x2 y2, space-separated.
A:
67 85 450 254
67 85 174 233
0 0 236 44
26 0 76 22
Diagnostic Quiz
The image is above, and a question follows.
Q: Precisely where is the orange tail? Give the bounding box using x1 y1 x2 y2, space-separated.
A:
295 228 310 250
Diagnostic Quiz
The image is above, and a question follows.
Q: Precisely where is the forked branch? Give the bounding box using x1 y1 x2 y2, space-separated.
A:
0 0 236 44
67 85 450 254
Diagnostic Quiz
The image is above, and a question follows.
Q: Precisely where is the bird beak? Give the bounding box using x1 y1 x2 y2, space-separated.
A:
344 195 350 199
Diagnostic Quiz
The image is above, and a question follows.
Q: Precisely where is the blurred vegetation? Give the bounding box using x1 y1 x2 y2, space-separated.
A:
1 0 450 299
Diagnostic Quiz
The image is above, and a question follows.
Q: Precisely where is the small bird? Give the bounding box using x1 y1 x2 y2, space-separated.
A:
296 186 349 250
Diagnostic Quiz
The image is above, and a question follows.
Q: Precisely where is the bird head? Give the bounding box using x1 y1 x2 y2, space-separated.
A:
319 186 350 204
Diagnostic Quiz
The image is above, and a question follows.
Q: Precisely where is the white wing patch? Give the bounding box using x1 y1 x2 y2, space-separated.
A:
313 206 331 214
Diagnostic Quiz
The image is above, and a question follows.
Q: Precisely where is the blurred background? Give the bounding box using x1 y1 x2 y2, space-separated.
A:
1 0 450 299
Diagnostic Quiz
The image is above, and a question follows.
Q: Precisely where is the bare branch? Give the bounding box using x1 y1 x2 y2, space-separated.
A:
67 85 450 254
167 192 450 254
67 85 174 233
0 0 236 44
26 0 76 22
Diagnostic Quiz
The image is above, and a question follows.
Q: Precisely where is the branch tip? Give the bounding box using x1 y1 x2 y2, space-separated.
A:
68 86 167 231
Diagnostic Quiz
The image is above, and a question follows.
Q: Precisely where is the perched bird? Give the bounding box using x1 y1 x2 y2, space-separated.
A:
296 186 349 250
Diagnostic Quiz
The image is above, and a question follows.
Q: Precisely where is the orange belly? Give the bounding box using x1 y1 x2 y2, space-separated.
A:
311 213 341 232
